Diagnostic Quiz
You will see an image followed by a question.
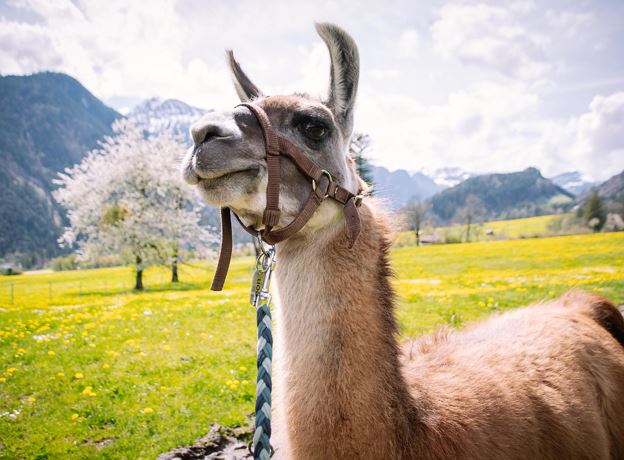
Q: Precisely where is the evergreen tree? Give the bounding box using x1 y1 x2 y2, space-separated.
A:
349 133 375 192
583 191 606 232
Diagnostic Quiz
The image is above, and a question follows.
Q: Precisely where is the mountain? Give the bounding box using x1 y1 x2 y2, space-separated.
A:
577 170 624 208
427 167 574 224
429 167 476 188
0 72 120 266
550 171 597 196
128 97 211 142
370 165 444 208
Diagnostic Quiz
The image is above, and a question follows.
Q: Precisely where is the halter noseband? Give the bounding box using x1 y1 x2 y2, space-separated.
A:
210 102 364 291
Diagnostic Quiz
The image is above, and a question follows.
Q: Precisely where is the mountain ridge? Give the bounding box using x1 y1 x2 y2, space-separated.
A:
0 72 120 265
427 167 574 224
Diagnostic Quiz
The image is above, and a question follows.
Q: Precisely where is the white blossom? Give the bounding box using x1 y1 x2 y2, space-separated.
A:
53 120 213 281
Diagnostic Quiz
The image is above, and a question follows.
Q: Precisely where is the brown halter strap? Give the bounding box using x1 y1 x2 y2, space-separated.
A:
210 102 363 291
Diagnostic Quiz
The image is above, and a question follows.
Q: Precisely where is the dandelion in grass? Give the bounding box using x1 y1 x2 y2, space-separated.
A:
81 386 97 397
71 413 79 421
142 407 154 414
74 372 84 379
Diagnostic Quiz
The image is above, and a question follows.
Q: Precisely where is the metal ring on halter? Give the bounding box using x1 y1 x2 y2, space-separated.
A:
256 231 271 257
311 170 333 199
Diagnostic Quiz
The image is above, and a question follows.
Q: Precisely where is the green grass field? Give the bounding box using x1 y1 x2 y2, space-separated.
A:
1 232 623 458
395 213 587 246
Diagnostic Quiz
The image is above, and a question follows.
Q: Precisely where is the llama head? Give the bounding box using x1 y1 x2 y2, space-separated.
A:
182 23 363 232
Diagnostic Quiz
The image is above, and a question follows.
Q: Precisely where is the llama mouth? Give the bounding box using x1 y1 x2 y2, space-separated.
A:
196 167 261 189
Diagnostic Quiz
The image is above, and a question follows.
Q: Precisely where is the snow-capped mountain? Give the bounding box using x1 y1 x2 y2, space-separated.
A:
370 165 444 208
427 167 476 188
549 171 597 196
128 97 211 142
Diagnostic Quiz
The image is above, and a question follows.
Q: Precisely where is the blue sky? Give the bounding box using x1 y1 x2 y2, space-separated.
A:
2 0 623 180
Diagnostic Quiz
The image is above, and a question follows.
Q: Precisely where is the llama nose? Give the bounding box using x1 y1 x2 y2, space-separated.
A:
190 112 240 146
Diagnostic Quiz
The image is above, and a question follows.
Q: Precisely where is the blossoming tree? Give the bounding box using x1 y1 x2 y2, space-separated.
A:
54 120 213 289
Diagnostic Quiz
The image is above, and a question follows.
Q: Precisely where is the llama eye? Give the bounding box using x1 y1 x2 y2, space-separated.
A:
302 123 328 141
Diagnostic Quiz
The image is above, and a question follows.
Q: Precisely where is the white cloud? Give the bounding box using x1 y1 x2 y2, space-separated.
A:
0 0 238 109
398 29 420 58
0 19 62 73
570 92 624 180
1 0 622 181
358 79 624 181
431 3 552 80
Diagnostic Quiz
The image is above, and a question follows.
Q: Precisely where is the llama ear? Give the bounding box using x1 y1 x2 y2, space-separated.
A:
226 50 264 102
315 22 360 135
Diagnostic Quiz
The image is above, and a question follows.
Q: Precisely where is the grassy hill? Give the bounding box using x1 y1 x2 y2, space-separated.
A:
0 232 623 458
396 213 589 246
0 72 120 267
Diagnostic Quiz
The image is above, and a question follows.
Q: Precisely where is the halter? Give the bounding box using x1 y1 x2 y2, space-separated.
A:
210 102 364 291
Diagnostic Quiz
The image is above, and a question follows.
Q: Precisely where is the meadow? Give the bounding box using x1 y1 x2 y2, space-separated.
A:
395 213 588 246
0 232 623 459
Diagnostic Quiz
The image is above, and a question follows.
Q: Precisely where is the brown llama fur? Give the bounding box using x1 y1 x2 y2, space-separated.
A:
182 22 624 459
271 203 624 459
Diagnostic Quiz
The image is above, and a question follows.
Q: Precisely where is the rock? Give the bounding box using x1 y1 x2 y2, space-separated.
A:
158 421 253 460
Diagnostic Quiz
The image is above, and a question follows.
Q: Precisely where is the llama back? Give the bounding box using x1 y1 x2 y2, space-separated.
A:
558 290 624 347
401 290 624 459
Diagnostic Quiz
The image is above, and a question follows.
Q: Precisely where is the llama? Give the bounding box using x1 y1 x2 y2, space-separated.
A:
182 23 624 459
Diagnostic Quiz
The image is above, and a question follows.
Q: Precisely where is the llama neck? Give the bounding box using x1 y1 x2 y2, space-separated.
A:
273 202 419 457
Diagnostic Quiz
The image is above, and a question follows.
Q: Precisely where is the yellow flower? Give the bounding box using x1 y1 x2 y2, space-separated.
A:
102 364 110 369
548 290 556 296
239 366 248 372
71 413 79 421
162 345 171 351
0 377 6 383
47 350 56 356
17 348 26 354
81 386 97 397
142 407 154 414
74 372 84 379
57 372 65 377
27 396 36 403
88 344 96 348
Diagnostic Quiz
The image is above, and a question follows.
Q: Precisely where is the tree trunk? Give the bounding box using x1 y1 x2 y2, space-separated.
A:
135 255 144 291
415 228 420 247
171 257 179 283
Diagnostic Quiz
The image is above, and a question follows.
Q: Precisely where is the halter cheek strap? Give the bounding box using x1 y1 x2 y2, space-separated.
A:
210 102 363 291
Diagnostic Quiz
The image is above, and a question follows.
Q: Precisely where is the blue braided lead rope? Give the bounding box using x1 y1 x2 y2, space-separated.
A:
253 300 273 459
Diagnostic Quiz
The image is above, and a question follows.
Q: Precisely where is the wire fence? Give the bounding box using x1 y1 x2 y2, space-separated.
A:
0 279 135 307
0 262 217 308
